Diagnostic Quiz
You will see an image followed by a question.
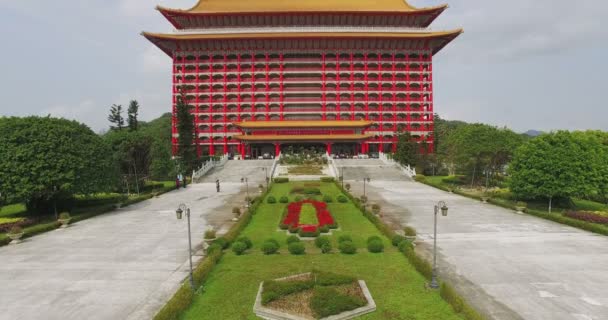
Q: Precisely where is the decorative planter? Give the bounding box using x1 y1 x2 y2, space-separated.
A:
58 218 71 228
8 232 24 244
515 207 526 214
481 197 489 203
447 188 454 194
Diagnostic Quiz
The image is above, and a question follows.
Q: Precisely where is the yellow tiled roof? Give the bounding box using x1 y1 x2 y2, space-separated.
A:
157 0 447 14
234 134 373 141
234 120 373 129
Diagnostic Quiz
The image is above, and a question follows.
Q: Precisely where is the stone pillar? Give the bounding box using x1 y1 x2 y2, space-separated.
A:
326 142 332 154
275 143 281 156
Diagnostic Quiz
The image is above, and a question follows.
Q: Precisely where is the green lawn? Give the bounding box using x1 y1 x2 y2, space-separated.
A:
299 203 318 225
0 203 27 218
181 181 462 320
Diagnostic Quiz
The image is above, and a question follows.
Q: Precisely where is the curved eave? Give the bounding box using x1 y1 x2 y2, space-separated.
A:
234 134 374 141
142 29 463 57
235 120 373 129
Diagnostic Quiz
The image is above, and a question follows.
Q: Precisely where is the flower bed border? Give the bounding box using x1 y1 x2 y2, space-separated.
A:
279 199 338 237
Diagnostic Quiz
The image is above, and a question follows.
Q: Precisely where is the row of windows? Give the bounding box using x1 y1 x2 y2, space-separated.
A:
176 82 430 91
176 52 431 61
176 63 430 71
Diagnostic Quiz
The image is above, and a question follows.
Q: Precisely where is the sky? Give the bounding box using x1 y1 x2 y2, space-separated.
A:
0 0 606 133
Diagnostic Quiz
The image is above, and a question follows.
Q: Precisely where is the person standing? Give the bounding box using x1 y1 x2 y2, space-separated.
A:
216 179 220 193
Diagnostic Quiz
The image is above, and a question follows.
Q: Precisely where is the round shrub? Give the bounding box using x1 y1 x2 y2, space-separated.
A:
323 195 333 203
337 195 348 203
338 241 357 254
315 236 331 248
288 242 306 255
338 234 352 243
367 239 384 253
232 241 247 255
392 235 406 247
266 238 280 247
398 240 413 252
262 241 279 255
286 235 300 245
366 235 382 244
279 196 289 203
321 243 332 254
267 196 276 204
212 237 229 249
319 225 330 233
236 236 252 249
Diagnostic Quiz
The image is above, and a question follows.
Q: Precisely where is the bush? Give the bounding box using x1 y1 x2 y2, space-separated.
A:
58 212 70 220
367 239 384 253
321 243 332 254
273 177 289 183
315 236 331 248
299 227 320 238
338 234 352 243
236 236 253 249
288 242 306 255
402 245 432 279
338 241 357 254
337 195 348 203
315 270 356 286
310 286 366 318
204 229 217 239
392 235 406 247
212 237 229 249
398 240 413 252
288 225 299 234
267 196 276 204
232 241 247 255
206 243 222 255
279 196 289 203
404 226 417 237
261 240 279 255
294 195 303 202
319 225 330 233
366 235 382 244
320 177 335 182
262 279 315 305
323 195 333 203
286 235 300 244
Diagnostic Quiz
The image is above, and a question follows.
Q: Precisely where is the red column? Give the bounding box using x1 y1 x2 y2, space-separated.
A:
326 143 332 154
275 143 280 156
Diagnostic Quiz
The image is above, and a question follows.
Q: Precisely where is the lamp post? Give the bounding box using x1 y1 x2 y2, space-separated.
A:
241 177 250 207
175 203 195 289
363 177 371 197
430 201 449 289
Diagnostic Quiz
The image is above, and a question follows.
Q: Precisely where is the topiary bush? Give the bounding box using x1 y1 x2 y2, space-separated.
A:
367 239 384 253
323 195 333 203
398 240 413 252
338 241 357 254
232 241 247 255
279 196 289 203
204 229 217 240
315 236 331 248
236 236 252 249
338 234 352 243
286 235 300 245
267 196 276 204
366 235 382 244
337 195 348 203
261 240 279 255
321 243 332 254
288 242 306 255
392 235 406 247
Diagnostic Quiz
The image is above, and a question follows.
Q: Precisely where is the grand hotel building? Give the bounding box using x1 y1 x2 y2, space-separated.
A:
143 0 461 157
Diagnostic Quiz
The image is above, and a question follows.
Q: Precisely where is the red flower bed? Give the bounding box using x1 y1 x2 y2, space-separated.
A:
565 211 608 225
280 199 337 237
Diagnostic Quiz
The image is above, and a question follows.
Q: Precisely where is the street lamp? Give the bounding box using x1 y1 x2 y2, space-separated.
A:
430 201 449 289
175 203 195 289
241 177 250 206
363 177 371 197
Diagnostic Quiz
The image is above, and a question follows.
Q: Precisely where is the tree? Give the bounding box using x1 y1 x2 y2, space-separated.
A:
141 113 175 180
0 117 117 215
175 93 197 173
394 132 419 167
104 130 152 195
509 131 608 212
108 104 124 130
127 100 140 131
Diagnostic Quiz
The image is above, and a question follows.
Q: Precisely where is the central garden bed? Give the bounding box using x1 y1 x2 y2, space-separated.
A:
281 200 338 237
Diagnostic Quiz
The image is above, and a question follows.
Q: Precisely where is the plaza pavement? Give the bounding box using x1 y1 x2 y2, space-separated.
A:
0 183 245 320
350 179 608 320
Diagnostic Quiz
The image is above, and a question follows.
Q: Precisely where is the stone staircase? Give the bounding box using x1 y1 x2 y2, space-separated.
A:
334 158 412 181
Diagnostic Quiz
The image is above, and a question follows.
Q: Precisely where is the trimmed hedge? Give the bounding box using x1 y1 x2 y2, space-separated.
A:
262 279 315 305
337 195 348 203
310 286 366 318
273 177 289 183
320 177 335 182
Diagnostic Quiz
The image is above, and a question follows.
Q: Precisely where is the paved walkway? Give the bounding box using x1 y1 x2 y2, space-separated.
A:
352 180 608 320
0 183 244 320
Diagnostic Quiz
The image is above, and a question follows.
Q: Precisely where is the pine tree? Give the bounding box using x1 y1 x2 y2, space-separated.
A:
127 100 140 131
175 93 196 173
108 104 124 130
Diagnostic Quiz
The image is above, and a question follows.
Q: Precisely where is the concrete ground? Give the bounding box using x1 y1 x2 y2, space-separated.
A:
0 183 245 320
334 159 408 181
199 159 273 183
351 180 608 320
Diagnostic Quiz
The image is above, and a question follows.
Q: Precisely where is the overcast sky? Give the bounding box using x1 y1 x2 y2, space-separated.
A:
0 0 606 133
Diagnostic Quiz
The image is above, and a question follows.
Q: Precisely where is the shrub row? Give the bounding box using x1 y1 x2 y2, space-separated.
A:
273 177 289 183
262 279 315 305
320 177 335 182
310 286 366 319
334 181 486 320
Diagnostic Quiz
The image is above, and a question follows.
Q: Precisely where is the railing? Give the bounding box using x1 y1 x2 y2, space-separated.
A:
270 153 281 178
326 152 339 178
192 154 229 182
379 152 416 178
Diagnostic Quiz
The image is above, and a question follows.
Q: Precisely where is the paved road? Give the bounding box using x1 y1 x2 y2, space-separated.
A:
0 183 242 320
352 180 608 320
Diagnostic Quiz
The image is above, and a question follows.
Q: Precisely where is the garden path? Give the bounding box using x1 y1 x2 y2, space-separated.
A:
0 183 245 320
350 179 608 320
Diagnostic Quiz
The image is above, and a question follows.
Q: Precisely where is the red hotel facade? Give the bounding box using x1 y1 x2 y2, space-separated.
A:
143 0 461 158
